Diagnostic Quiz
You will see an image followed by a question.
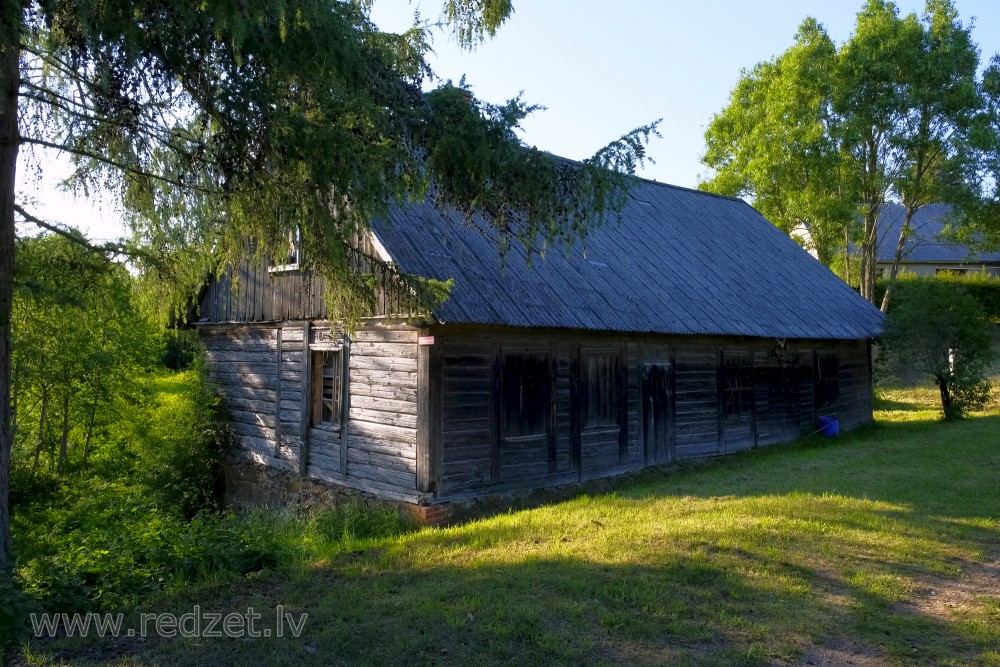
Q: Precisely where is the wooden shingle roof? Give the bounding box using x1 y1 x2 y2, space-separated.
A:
372 178 884 340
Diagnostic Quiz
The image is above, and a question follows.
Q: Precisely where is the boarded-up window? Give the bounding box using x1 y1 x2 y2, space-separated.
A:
723 356 753 419
814 353 839 410
582 353 620 428
501 352 551 438
312 349 344 425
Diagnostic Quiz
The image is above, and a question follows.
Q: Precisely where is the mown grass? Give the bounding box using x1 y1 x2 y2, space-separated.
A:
15 385 1000 667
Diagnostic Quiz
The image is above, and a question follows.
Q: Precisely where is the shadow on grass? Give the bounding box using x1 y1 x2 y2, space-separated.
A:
873 396 934 412
41 539 990 667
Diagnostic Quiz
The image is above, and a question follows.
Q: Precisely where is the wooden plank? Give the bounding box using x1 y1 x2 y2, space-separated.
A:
349 421 417 445
349 407 417 429
348 448 417 474
206 359 277 375
204 350 279 365
299 321 312 476
351 383 418 402
231 421 275 441
350 395 418 415
443 457 492 475
416 329 432 493
353 329 419 343
351 365 417 390
216 384 278 403
442 443 492 462
347 461 415 489
309 447 341 475
340 337 351 478
201 339 278 353
351 341 419 359
229 410 276 429
346 435 416 459
350 356 418 373
442 377 492 393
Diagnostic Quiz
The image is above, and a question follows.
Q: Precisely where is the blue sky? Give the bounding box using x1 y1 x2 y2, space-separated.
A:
18 0 1000 239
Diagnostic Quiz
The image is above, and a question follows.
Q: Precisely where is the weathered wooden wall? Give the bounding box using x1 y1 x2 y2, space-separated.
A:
426 326 874 503
198 239 420 325
202 320 873 509
202 321 422 504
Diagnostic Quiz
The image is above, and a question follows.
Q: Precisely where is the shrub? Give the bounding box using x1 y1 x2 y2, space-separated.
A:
882 277 996 419
133 370 230 517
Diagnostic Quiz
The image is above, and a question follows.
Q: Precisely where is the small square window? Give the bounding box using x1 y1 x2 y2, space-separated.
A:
269 228 302 273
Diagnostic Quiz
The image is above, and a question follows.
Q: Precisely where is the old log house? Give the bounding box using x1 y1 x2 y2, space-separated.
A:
196 177 884 520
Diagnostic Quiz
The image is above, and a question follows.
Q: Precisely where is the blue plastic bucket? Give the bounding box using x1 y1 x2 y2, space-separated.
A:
817 416 839 438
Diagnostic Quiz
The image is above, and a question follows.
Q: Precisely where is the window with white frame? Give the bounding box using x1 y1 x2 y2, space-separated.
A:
269 227 302 272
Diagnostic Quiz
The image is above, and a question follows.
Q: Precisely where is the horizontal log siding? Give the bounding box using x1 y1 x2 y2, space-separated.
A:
673 346 722 460
203 325 300 472
203 321 873 507
432 329 874 502
439 340 493 494
829 339 872 431
202 322 422 503
343 328 419 499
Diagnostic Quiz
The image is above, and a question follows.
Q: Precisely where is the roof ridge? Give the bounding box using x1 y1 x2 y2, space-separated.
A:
543 152 745 204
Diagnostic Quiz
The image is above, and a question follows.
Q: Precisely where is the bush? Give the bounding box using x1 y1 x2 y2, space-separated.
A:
133 370 230 517
877 272 1000 323
881 277 996 419
162 329 201 370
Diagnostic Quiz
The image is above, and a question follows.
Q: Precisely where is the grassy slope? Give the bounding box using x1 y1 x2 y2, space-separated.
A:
21 389 1000 667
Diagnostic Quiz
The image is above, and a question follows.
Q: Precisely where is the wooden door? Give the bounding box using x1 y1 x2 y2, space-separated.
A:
498 347 553 483
641 362 673 465
579 347 626 475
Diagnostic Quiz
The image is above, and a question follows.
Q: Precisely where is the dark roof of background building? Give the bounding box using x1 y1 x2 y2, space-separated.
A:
372 178 884 340
876 203 1000 264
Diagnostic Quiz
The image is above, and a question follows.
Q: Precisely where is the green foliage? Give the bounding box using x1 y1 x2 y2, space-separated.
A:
6 368 415 644
881 276 997 419
161 329 201 371
11 234 160 476
701 18 853 267
701 0 1000 304
15 0 658 324
876 271 1000 323
131 371 229 518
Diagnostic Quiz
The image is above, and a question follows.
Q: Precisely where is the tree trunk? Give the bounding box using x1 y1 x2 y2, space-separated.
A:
937 376 952 417
879 207 917 313
33 386 46 471
0 10 19 567
57 389 69 474
844 227 852 287
859 206 879 303
83 395 98 465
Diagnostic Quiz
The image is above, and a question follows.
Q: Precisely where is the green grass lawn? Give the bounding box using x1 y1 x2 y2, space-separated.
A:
16 387 1000 666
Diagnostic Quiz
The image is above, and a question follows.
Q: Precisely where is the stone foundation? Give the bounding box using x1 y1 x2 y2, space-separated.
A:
223 455 452 526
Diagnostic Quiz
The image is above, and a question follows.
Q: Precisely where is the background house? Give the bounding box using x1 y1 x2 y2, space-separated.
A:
197 177 884 520
877 203 1000 277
